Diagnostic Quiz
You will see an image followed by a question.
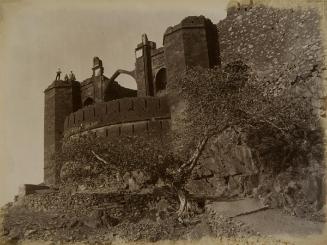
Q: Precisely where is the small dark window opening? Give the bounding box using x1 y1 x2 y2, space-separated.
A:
155 68 167 93
106 129 108 137
132 124 135 134
118 127 121 136
83 97 94 107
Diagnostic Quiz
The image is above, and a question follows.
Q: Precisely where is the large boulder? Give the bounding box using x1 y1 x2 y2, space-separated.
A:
186 127 259 196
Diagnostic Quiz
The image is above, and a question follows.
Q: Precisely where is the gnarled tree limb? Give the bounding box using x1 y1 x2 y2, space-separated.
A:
91 150 119 171
91 150 108 165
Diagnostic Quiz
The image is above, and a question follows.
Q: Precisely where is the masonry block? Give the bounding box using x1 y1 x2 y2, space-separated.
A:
75 110 84 124
145 97 159 117
69 113 76 127
19 184 50 197
148 120 161 132
121 123 133 135
157 97 170 117
133 121 147 135
161 120 171 130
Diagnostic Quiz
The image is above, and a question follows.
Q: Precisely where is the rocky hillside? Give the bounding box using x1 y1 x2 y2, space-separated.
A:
185 4 326 219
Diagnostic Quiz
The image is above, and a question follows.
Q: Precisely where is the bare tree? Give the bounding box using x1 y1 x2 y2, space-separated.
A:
166 61 318 219
57 61 318 221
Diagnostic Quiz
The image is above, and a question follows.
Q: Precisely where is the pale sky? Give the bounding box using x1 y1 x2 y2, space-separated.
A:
0 0 228 206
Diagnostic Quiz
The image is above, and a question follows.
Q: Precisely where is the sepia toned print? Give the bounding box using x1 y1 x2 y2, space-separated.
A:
0 0 326 244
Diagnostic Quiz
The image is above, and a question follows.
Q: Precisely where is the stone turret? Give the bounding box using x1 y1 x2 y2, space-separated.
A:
163 16 220 85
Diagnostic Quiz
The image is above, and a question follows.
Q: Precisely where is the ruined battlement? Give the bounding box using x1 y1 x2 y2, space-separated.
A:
63 96 170 137
226 0 254 15
43 4 325 187
151 47 164 57
163 16 209 40
44 80 79 92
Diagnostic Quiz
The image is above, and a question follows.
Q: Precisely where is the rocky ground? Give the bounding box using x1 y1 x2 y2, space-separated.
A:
0 188 325 245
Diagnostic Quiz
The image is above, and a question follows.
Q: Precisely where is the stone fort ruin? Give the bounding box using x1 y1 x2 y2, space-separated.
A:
44 1 324 190
44 15 220 185
2 3 324 242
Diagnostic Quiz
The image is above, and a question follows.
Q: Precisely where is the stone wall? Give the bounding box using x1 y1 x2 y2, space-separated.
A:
44 80 81 186
64 96 171 138
21 192 160 217
151 47 165 78
80 75 106 104
217 5 325 97
104 80 137 101
163 16 213 83
80 76 137 105
185 5 327 214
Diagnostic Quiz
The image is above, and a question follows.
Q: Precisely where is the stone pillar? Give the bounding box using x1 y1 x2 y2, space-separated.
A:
135 34 156 97
92 57 105 103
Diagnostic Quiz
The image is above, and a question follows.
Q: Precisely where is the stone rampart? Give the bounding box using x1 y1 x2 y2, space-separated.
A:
64 96 170 137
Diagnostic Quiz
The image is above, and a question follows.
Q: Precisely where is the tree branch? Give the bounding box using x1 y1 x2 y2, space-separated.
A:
177 123 235 181
238 109 288 137
91 150 108 164
91 150 119 171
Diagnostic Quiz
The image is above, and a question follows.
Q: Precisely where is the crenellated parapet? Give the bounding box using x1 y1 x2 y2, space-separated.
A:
63 96 171 138
163 16 208 38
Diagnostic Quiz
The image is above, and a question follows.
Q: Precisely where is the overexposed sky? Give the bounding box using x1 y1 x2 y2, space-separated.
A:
0 0 228 206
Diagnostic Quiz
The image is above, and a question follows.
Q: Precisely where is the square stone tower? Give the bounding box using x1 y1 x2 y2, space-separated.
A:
44 80 80 185
163 16 220 83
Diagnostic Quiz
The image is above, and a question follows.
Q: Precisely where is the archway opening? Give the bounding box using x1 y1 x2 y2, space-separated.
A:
83 97 94 106
104 71 137 101
155 68 167 94
115 73 137 90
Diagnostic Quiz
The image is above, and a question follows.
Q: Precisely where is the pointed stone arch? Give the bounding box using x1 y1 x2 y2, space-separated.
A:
104 69 137 101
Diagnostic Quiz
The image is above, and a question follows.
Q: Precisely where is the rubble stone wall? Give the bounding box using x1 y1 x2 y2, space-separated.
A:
21 192 161 217
218 5 325 98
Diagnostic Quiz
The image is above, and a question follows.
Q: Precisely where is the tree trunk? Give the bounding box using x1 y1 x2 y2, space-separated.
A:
174 134 211 220
176 188 193 222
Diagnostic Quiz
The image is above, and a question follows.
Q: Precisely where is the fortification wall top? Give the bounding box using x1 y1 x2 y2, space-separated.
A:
64 96 170 136
151 47 164 57
44 80 78 92
163 16 207 39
